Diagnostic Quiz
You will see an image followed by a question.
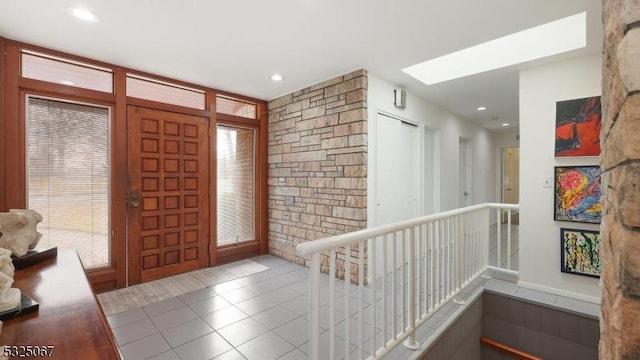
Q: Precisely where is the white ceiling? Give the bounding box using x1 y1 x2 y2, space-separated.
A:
0 0 603 130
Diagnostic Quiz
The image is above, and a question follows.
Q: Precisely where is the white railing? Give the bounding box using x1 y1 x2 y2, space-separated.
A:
296 203 519 360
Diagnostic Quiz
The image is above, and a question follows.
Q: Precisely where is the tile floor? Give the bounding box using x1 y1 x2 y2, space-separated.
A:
489 223 519 271
106 252 599 360
99 259 269 316
107 225 524 360
108 253 492 360
108 255 314 360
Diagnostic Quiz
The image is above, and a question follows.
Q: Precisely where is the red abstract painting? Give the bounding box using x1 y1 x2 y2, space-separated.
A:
555 96 601 157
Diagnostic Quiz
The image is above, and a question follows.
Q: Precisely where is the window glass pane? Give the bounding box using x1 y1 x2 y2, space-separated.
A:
127 75 206 110
21 51 113 93
27 97 110 268
216 96 256 119
217 125 255 246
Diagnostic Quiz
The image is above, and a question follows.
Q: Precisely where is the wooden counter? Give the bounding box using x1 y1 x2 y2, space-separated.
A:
1 250 121 359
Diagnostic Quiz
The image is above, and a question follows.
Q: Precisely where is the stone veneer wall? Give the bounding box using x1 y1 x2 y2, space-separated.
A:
267 70 368 282
600 0 640 358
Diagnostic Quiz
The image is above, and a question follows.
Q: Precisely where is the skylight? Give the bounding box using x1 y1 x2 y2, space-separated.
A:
403 12 587 85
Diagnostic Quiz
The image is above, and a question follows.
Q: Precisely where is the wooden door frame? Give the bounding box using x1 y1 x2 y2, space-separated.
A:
208 94 218 266
2 40 22 211
18 90 125 291
1 37 268 291
0 37 6 213
213 111 267 264
126 106 212 285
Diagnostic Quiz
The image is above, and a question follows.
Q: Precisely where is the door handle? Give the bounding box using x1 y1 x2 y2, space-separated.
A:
128 191 140 208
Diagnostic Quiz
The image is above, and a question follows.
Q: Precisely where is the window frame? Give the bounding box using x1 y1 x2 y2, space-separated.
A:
214 110 266 264
216 123 258 248
1 37 268 290
24 94 113 269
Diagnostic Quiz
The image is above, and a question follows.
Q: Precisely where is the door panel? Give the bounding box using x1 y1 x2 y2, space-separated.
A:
127 106 209 284
375 113 418 275
502 147 519 204
375 114 418 226
458 138 471 207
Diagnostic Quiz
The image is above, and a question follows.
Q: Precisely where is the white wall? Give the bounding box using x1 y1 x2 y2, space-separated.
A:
367 72 497 227
519 53 602 302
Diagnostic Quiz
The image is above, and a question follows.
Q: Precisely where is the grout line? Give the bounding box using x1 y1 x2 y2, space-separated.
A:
114 254 599 360
99 259 270 316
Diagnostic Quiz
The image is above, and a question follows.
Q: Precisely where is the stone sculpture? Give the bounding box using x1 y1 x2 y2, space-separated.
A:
0 209 43 257
0 248 20 312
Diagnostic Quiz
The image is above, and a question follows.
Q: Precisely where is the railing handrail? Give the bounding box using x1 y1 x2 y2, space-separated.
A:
296 202 519 257
480 337 542 360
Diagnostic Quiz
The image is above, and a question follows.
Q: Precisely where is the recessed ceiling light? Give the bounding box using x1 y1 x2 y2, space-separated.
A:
477 106 487 111
502 123 510 127
403 12 586 85
271 74 283 81
70 7 98 22
61 80 75 86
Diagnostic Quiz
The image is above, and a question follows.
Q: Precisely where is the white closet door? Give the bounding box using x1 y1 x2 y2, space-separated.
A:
376 113 418 226
375 113 418 274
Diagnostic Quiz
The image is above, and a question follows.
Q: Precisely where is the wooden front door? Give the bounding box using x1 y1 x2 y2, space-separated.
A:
127 106 210 285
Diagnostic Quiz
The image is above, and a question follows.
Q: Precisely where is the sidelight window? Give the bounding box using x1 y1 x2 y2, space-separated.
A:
26 97 111 268
217 125 255 246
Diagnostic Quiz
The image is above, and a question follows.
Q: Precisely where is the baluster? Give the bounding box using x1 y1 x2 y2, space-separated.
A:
507 209 512 270
418 225 423 316
370 237 377 356
309 253 321 360
496 209 502 268
358 240 365 360
401 229 407 335
392 231 397 339
404 226 420 350
382 233 388 349
429 222 434 311
344 244 351 360
329 250 336 360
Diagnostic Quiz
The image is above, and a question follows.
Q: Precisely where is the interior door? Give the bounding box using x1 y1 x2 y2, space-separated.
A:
458 138 471 207
127 106 210 284
502 147 520 204
375 113 418 274
375 113 418 226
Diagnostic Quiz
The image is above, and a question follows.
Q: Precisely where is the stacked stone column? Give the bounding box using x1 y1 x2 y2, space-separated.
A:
600 0 640 358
